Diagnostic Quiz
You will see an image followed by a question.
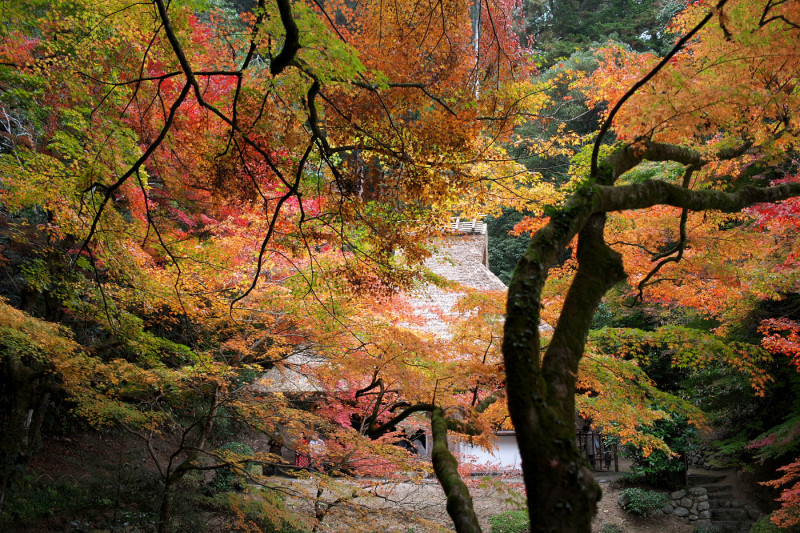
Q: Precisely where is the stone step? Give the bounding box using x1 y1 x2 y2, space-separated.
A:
681 472 761 531
708 498 752 510
708 499 736 508
688 473 727 485
709 520 752 533
704 484 735 494
711 508 753 521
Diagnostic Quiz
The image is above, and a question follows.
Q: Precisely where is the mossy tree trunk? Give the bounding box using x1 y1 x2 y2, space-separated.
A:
366 400 495 532
502 205 620 532
431 407 482 533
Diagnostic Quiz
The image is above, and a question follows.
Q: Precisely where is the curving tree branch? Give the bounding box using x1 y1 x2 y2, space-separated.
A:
595 180 800 214
271 0 302 76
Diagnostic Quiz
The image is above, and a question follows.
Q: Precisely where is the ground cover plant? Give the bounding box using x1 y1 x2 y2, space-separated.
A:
618 488 669 518
488 509 529 533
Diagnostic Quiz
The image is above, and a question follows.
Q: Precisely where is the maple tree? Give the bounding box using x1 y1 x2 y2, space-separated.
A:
748 318 800 527
0 299 86 510
499 0 800 531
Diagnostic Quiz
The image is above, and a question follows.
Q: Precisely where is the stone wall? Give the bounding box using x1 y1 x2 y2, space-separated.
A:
658 486 761 531
662 487 711 522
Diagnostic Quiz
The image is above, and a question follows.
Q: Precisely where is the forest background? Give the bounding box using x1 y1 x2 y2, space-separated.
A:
1 0 800 532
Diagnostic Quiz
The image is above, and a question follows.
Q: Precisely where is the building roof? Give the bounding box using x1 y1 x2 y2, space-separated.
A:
259 220 517 393
406 231 506 338
254 349 325 394
448 216 487 235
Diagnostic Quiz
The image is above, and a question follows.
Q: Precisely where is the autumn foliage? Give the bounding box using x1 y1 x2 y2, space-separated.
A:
1 0 800 531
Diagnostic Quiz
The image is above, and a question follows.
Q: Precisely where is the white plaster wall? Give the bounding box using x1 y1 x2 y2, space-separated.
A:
459 434 521 472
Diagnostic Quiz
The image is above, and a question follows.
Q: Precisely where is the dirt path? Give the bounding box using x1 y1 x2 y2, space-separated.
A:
274 469 698 532
593 476 695 533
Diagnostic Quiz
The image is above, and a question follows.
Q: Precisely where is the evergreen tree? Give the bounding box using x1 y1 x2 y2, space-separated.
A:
523 0 679 66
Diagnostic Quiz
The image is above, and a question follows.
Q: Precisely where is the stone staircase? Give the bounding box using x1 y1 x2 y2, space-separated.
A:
688 473 761 532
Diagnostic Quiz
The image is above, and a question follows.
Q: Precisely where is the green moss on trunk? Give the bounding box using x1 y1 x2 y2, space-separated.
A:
431 407 482 533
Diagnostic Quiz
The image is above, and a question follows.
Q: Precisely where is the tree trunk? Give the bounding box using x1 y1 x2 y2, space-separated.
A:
431 407 482 533
154 388 220 533
157 482 174 533
0 354 52 514
502 202 627 531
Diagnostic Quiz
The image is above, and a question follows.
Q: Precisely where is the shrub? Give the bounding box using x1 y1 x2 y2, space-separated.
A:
601 524 624 533
623 413 697 488
489 509 529 533
207 441 255 493
226 490 311 533
0 474 101 523
618 487 669 517
749 515 787 533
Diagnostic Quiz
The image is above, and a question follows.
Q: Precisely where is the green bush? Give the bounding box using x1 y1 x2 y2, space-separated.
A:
618 487 669 517
489 509 529 533
207 441 255 493
623 414 696 488
213 490 310 533
601 524 624 533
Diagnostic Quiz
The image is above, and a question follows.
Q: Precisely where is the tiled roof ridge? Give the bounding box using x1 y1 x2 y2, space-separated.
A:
448 215 487 235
